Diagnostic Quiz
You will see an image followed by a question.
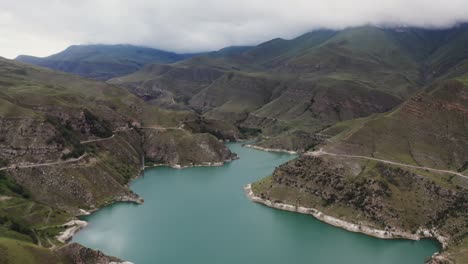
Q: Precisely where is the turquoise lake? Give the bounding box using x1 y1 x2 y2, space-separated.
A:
73 143 439 263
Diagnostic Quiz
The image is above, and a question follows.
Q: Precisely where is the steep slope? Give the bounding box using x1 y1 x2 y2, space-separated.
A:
324 80 468 172
108 63 224 109
16 44 201 80
0 57 236 207
0 57 236 261
112 26 431 149
112 25 468 153
250 80 468 263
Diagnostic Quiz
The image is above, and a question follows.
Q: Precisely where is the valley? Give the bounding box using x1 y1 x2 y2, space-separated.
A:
73 143 439 264
1 24 468 264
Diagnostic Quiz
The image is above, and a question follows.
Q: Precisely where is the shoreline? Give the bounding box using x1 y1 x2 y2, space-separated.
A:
58 157 236 243
243 144 299 154
57 220 88 243
56 194 144 244
244 184 449 249
144 156 238 170
56 145 450 263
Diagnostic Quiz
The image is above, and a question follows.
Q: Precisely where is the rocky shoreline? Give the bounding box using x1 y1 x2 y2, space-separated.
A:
56 193 144 243
57 220 89 243
244 184 449 260
144 156 238 170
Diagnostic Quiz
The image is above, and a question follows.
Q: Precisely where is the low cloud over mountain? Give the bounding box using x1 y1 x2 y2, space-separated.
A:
1 0 468 58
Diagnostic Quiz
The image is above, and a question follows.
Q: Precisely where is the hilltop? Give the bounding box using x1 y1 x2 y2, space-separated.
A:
15 44 201 80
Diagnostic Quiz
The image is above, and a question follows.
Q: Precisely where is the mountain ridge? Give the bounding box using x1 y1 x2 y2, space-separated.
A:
15 44 204 80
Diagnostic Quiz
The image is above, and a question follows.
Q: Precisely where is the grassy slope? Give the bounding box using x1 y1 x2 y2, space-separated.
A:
0 237 65 264
0 57 189 127
324 80 468 171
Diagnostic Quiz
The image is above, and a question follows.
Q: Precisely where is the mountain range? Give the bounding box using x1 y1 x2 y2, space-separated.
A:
108 25 468 151
16 44 202 80
5 24 468 263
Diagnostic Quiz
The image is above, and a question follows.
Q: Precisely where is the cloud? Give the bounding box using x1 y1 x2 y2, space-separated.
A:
1 0 468 59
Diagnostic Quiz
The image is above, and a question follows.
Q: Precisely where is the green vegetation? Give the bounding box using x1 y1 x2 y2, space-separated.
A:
325 80 468 171
0 200 69 249
0 172 29 198
0 159 8 168
238 127 262 138
183 117 241 140
0 237 63 264
45 116 85 159
82 109 113 138
458 162 468 173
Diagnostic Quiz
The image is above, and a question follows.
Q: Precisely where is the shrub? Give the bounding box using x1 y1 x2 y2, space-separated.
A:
83 109 113 138
239 127 262 137
10 220 37 243
0 172 29 198
45 115 86 160
457 161 468 172
0 158 8 167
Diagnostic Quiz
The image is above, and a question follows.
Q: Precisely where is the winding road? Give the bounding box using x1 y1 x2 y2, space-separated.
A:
0 125 178 172
0 130 120 171
140 123 185 131
0 154 88 171
307 149 468 180
79 134 115 144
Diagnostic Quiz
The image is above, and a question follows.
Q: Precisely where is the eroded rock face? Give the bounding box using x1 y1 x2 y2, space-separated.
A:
56 243 126 264
7 130 144 213
258 155 468 238
425 255 455 264
0 118 61 163
143 129 237 167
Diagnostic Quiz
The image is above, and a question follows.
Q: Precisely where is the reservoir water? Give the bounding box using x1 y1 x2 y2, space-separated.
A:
73 143 439 263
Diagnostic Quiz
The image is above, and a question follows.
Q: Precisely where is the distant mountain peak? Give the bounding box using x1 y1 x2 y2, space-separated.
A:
15 44 204 80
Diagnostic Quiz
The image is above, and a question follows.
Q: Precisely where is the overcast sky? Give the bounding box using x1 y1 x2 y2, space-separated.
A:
1 0 468 59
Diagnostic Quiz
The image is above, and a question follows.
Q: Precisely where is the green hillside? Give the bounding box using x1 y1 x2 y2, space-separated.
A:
0 57 238 262
323 79 468 171
251 80 468 263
